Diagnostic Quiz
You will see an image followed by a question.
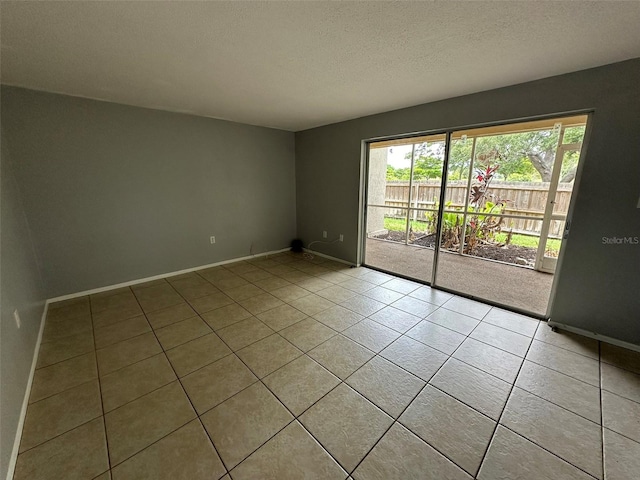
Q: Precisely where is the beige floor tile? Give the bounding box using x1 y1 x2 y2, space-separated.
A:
602 391 640 443
340 295 386 317
230 421 346 480
601 362 640 403
257 304 307 331
94 315 151 349
339 278 376 294
225 261 259 274
353 422 471 480
516 360 601 423
502 387 603 478
425 308 479 335
48 297 91 318
478 425 593 480
406 320 466 355
289 293 334 316
236 334 302 378
308 335 375 380
30 352 98 403
146 303 197 330
165 333 231 377
212 275 252 291
94 471 111 480
263 355 340 415
369 307 421 333
526 339 599 386
134 285 185 313
100 353 176 412
36 330 95 368
238 293 284 315
429 358 511 421
482 307 539 337
603 427 640 480
534 325 599 359
453 337 523 383
13 418 108 480
470 322 532 357
170 280 220 301
346 356 424 418
201 303 252 330
201 382 293 468
216 317 274 351
224 283 266 301
390 296 438 318
111 420 225 480
359 270 394 285
181 354 257 414
90 290 136 313
316 285 358 303
342 319 400 353
92 301 143 327
253 276 292 292
270 284 311 302
41 314 93 343
295 277 333 292
20 380 102 452
97 332 162 376
408 286 454 306
189 292 234 314
300 384 393 472
313 305 363 332
105 381 196 465
601 343 640 375
380 278 421 295
380 336 448 381
400 385 495 476
318 271 353 285
240 269 274 283
441 296 491 319
155 316 211 350
361 286 404 304
279 317 337 352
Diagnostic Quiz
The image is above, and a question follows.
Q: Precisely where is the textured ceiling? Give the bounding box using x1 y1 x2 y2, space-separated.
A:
2 1 640 131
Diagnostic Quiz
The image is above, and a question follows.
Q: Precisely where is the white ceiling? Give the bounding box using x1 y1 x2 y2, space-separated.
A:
2 1 640 131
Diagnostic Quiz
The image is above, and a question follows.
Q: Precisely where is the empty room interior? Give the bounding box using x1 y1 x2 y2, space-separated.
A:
2 2 640 480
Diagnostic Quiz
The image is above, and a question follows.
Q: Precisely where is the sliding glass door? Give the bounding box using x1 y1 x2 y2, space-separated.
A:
362 114 589 316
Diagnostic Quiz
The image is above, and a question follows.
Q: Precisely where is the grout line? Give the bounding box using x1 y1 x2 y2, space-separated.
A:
89 293 113 472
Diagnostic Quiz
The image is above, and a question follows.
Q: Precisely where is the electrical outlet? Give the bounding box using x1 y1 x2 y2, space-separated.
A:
322 231 327 238
210 236 216 244
14 309 21 329
339 234 344 242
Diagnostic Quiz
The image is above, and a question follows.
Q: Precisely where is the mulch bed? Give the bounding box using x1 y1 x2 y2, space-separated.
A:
373 231 537 266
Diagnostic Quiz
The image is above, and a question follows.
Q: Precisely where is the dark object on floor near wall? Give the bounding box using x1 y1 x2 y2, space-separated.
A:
291 239 304 252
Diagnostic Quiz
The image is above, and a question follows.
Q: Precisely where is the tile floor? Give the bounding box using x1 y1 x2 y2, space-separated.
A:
13 252 640 479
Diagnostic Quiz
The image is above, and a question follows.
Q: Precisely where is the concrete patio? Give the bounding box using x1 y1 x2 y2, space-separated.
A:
364 239 553 316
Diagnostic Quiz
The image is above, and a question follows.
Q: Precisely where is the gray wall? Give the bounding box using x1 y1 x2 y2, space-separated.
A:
296 59 640 345
1 87 296 298
1 130 46 480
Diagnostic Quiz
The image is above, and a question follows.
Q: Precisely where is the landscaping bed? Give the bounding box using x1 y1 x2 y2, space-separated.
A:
372 231 539 266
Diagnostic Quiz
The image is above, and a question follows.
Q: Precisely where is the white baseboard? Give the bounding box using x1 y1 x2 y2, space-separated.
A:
6 301 49 480
47 248 291 303
547 320 640 353
302 248 356 266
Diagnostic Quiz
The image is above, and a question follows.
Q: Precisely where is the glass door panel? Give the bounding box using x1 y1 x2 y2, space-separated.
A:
363 134 446 282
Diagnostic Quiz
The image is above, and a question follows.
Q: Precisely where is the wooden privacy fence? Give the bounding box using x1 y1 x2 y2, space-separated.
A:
382 181 573 237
